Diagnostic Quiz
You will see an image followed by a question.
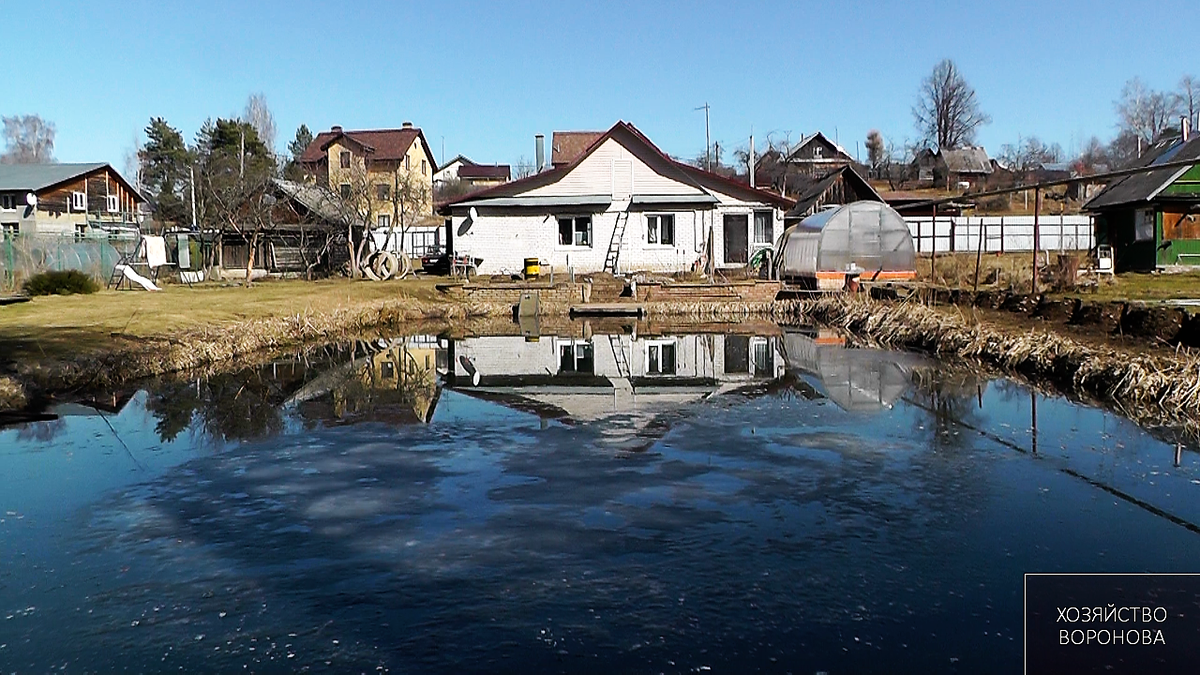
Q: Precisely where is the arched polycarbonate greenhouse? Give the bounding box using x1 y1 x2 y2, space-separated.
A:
774 201 916 290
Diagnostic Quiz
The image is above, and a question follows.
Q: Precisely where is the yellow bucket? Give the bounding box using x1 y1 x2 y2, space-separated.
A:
524 257 540 279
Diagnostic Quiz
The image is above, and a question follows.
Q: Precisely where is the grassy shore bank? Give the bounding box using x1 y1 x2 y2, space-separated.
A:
0 279 810 411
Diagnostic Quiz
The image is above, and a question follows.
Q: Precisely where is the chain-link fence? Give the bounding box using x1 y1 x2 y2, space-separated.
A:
1 234 138 293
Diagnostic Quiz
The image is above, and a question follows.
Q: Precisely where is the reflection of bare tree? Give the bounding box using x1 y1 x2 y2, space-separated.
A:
907 366 988 451
143 339 439 443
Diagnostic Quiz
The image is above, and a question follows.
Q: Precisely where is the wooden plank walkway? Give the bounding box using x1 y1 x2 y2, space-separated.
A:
569 303 645 317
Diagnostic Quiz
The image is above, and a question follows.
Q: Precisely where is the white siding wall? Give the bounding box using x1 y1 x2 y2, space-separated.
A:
453 137 787 274
708 191 785 269
455 334 784 383
455 205 708 275
526 138 705 198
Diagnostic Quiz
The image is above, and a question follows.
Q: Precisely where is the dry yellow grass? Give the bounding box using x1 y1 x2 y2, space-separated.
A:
0 277 454 363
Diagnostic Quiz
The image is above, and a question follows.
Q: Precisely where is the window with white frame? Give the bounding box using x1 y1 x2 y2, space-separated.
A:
751 337 774 377
106 194 119 213
409 229 438 256
753 211 773 245
646 214 675 245
813 146 823 159
71 191 87 211
558 216 592 247
559 341 595 374
339 151 351 169
377 214 391 229
421 160 428 176
0 195 16 210
645 340 677 375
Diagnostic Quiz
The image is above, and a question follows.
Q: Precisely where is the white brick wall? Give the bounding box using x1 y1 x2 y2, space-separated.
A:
454 334 784 382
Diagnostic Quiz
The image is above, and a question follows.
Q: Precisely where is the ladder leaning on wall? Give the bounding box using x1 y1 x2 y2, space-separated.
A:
604 209 631 274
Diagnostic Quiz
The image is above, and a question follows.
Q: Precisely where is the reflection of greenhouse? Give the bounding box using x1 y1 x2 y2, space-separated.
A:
780 329 924 413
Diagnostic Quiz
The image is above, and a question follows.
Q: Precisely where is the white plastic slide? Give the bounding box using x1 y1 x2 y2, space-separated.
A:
114 264 161 291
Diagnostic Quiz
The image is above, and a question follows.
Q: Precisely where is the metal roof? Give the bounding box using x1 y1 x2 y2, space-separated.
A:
629 194 718 205
0 163 109 191
940 147 993 174
453 194 612 208
1084 136 1200 211
786 166 881 218
272 178 361 225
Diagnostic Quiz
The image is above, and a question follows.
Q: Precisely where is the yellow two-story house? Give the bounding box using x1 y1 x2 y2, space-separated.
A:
298 123 442 255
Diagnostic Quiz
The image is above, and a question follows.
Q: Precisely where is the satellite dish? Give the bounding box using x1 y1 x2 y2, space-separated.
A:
468 206 479 221
25 193 37 207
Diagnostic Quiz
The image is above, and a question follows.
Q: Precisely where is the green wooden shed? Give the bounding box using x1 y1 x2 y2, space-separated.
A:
1085 135 1200 272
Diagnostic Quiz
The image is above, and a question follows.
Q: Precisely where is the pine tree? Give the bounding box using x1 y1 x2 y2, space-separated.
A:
139 117 192 224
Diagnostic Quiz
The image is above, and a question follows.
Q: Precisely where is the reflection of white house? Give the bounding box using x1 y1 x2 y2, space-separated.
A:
438 122 794 276
447 333 784 421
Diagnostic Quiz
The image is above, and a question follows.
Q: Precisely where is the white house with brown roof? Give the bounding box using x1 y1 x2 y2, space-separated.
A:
439 122 794 276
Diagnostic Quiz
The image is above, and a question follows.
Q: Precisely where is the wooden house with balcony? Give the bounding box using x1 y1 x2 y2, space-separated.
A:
0 163 143 240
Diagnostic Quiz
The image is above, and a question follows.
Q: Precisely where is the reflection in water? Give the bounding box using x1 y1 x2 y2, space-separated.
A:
781 328 925 413
4 322 1200 673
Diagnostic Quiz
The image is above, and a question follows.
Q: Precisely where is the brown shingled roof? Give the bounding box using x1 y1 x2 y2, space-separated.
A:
440 121 794 213
551 131 604 166
298 127 435 167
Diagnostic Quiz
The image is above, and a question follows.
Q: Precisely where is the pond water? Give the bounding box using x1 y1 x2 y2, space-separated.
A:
2 325 1199 674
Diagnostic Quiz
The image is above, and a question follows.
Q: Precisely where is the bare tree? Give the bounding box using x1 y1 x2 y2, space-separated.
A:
1176 74 1199 130
122 131 143 190
1 114 56 163
998 135 1063 174
243 93 277 154
513 156 535 179
386 168 432 258
912 59 991 150
199 150 278 286
1115 77 1177 146
865 130 885 175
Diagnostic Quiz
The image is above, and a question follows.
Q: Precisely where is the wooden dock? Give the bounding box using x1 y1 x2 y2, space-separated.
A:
569 303 645 317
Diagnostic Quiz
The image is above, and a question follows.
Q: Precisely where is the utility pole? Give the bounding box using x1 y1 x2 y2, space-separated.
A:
189 165 197 231
695 103 711 170
749 132 755 188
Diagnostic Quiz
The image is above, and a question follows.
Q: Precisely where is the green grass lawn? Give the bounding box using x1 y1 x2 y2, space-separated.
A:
1069 272 1200 302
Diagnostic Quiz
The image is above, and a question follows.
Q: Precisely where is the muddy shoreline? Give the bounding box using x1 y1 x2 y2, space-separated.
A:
4 292 1200 444
0 298 808 414
805 295 1200 439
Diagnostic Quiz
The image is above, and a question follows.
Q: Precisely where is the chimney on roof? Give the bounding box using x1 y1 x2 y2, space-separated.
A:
1183 116 1191 143
331 125 343 133
535 134 545 173
402 121 413 129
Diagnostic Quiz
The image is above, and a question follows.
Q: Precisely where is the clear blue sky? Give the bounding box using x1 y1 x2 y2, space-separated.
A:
6 0 1195 172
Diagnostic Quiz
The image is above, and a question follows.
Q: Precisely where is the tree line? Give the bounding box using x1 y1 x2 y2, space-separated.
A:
863 60 1199 188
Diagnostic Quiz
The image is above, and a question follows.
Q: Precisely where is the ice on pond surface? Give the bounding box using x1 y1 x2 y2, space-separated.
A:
2 324 1199 673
